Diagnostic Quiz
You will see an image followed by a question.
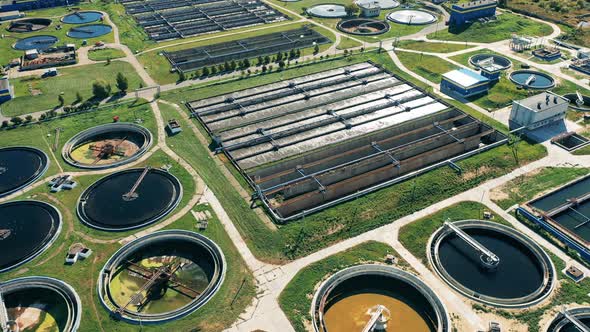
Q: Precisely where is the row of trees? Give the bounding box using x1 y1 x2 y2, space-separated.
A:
179 46 320 81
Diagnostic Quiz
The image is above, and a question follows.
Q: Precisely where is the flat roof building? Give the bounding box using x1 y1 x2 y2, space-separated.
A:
449 0 497 26
441 68 490 98
509 91 568 130
358 2 381 17
1 0 79 12
0 10 22 20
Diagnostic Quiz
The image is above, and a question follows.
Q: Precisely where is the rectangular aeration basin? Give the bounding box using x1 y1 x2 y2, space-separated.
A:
121 0 288 41
188 62 508 221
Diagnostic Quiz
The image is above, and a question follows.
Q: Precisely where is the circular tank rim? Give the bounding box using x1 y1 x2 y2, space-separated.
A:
6 17 52 33
65 23 112 39
336 18 390 36
387 9 437 25
354 0 400 9
0 146 49 198
0 200 62 273
76 167 183 232
60 10 103 24
562 93 590 112
61 122 153 170
468 53 512 71
12 34 58 50
427 220 556 308
97 230 226 324
545 307 590 332
509 70 556 89
310 264 451 332
306 3 348 18
0 276 82 332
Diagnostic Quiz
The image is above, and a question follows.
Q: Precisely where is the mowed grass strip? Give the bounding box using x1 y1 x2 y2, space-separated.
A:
1 61 145 117
396 51 459 83
87 48 126 61
396 40 475 53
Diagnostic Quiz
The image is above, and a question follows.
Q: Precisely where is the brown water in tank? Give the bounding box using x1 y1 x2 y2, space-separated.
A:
323 293 431 331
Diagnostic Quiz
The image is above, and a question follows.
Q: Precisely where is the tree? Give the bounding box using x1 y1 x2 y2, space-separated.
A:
289 49 296 59
92 80 111 99
106 57 111 65
224 61 231 71
243 58 250 68
1 120 9 128
344 3 359 16
75 91 82 103
58 94 64 106
230 60 237 70
314 44 320 55
276 51 283 62
10 117 23 125
264 55 271 64
202 66 210 76
261 64 267 73
179 71 186 82
257 56 263 66
25 115 33 123
211 66 218 75
116 72 129 92
278 60 286 69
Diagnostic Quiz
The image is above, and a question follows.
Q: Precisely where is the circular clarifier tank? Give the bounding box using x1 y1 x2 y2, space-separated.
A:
356 0 400 9
429 220 555 308
0 276 81 332
312 265 450 332
7 18 52 32
509 70 555 89
67 24 112 39
563 93 590 112
546 307 590 332
77 168 182 231
61 11 103 24
387 10 437 25
13 35 58 51
469 53 512 71
307 4 347 18
337 18 390 35
62 123 153 169
0 146 49 197
98 230 226 324
0 200 61 273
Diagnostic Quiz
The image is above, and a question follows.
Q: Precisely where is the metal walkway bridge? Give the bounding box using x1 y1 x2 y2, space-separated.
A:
562 308 590 332
443 221 500 268
0 290 10 332
361 305 388 332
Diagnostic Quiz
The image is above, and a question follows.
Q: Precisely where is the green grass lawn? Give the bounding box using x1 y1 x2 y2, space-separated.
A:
396 40 475 53
87 47 126 61
490 167 590 210
159 51 547 263
0 5 115 65
396 51 459 83
1 61 145 117
0 100 156 174
137 22 336 85
278 241 411 332
428 12 553 43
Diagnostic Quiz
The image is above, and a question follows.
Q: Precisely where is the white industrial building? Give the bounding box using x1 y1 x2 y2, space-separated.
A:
510 91 568 130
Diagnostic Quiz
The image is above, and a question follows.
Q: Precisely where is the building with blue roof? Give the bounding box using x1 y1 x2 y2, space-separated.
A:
440 68 490 98
0 77 13 105
449 0 497 26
